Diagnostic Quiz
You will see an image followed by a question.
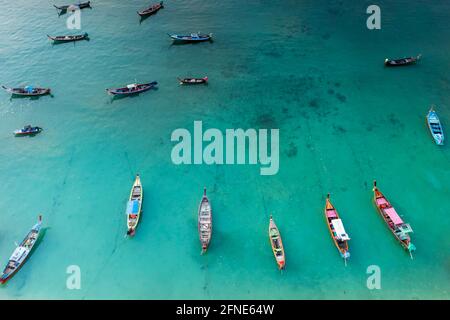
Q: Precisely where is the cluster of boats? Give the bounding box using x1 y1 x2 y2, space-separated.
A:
122 177 415 272
269 180 416 270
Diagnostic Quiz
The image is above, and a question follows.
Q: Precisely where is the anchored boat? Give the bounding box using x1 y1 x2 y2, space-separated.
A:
2 85 50 97
14 125 43 136
54 1 91 13
324 194 350 264
384 54 421 66
138 1 164 17
198 188 212 254
126 175 143 236
178 77 208 85
169 33 212 42
372 181 415 257
426 106 444 145
0 216 43 284
47 33 89 42
106 82 157 95
268 215 285 270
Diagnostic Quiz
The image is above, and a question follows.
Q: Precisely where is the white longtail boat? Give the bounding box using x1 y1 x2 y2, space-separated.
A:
0 216 43 284
324 194 350 264
126 174 143 236
198 188 212 254
268 215 285 270
426 106 444 145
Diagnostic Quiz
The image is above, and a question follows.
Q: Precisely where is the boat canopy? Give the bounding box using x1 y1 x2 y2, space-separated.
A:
126 200 139 215
9 247 27 262
126 84 137 89
384 207 404 225
331 219 350 241
326 210 337 218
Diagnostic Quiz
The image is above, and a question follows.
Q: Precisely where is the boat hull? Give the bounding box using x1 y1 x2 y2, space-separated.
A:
0 218 42 284
198 189 212 253
268 217 285 270
138 1 163 16
126 175 143 236
106 82 157 96
324 196 350 260
426 109 444 145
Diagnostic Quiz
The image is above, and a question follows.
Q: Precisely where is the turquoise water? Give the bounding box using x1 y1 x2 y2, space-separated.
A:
0 0 449 299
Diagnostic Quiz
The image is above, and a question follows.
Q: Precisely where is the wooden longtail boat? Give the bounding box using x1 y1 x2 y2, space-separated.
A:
384 54 421 66
14 125 43 137
324 194 350 264
126 174 143 236
53 1 91 12
372 181 415 257
426 106 444 145
0 216 43 284
178 77 208 85
198 188 212 254
138 1 164 17
169 33 212 42
268 215 285 270
2 85 50 97
47 33 89 42
106 82 157 95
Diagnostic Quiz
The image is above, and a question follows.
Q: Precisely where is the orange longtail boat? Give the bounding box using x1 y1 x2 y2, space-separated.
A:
372 181 416 257
324 194 350 264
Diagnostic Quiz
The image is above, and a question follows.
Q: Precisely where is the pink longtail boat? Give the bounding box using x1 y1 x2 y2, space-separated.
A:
372 181 416 257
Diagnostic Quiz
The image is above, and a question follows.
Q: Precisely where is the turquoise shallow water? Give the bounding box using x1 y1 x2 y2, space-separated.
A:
0 0 449 299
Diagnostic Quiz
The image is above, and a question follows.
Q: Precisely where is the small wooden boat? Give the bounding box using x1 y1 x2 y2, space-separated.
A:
384 54 421 66
178 77 208 85
198 188 212 254
106 81 157 96
372 181 415 257
268 215 285 270
0 216 43 284
169 33 212 42
47 33 89 42
54 1 91 12
126 174 143 236
2 85 51 97
426 106 444 145
324 194 350 264
14 125 43 137
138 1 163 17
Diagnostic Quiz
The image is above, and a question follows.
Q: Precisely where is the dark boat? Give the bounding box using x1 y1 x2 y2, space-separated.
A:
47 33 89 42
169 33 212 42
384 54 421 67
2 85 51 97
0 216 43 285
54 1 91 12
106 82 157 95
178 77 208 85
14 125 43 137
138 1 164 17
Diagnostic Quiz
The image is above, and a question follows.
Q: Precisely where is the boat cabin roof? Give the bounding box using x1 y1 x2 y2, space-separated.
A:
126 200 139 214
384 207 404 225
331 219 350 241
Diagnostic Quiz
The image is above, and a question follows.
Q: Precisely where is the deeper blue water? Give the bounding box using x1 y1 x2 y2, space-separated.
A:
0 0 449 299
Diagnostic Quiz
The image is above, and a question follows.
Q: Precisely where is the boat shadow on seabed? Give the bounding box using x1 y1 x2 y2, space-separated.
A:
108 87 159 103
0 227 48 288
9 94 54 101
